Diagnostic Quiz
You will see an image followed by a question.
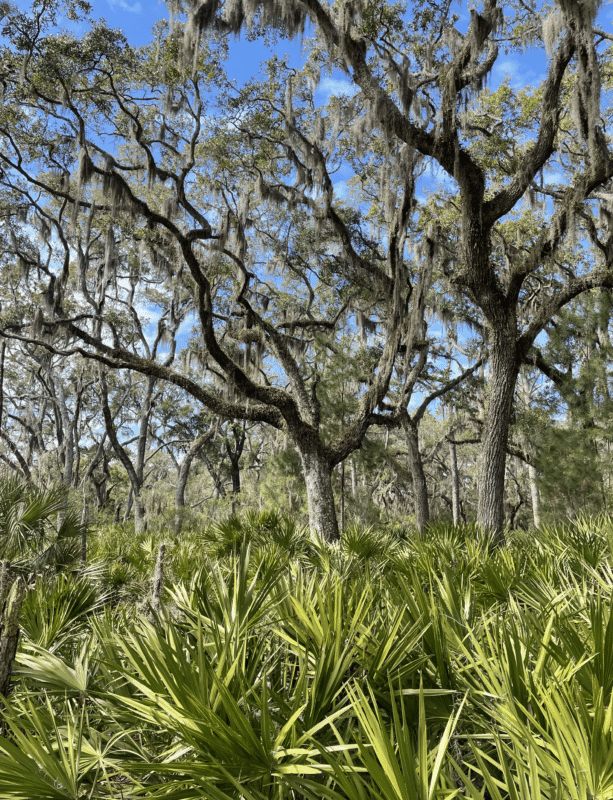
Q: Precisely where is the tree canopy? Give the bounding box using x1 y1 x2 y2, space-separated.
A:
0 0 612 538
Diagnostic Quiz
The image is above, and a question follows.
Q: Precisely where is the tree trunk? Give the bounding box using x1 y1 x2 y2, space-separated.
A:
225 426 245 496
100 369 151 535
174 469 191 534
404 417 429 535
54 378 74 487
174 428 216 535
297 438 339 542
340 460 345 536
80 500 88 569
230 461 241 494
130 376 155 535
477 324 519 540
133 495 147 535
527 463 541 529
150 543 165 616
0 571 25 699
449 437 461 526
123 487 133 522
201 451 226 499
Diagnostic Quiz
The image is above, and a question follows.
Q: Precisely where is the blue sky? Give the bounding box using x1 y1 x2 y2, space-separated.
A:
16 0 612 98
88 0 171 44
14 0 612 370
88 0 549 101
88 0 305 84
11 0 306 86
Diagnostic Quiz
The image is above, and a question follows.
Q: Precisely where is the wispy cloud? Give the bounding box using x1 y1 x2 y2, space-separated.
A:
176 313 197 347
493 58 530 90
493 56 545 91
316 76 357 102
333 179 349 200
495 58 520 75
107 0 142 13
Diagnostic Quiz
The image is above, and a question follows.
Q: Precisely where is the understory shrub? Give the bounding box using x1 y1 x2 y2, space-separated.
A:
0 514 612 798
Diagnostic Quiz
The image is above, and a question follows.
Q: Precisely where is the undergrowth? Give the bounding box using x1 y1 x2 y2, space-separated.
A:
2 512 613 798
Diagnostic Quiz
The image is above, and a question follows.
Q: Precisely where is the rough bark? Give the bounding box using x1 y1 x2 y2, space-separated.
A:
133 497 147 536
403 417 429 536
225 426 246 496
477 322 520 539
53 377 74 487
0 570 25 699
150 543 165 616
80 499 88 569
296 435 338 542
339 460 345 536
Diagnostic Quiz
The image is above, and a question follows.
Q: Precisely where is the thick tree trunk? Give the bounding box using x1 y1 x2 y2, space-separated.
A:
449 437 461 526
297 439 339 542
0 573 25 699
404 417 429 535
80 500 88 569
123 487 133 522
174 468 191 534
339 460 345 536
477 324 520 539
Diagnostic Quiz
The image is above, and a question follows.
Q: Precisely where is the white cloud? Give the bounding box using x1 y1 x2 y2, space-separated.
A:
493 58 531 90
316 76 357 102
495 58 521 76
333 179 349 200
107 0 142 13
176 312 197 348
493 56 545 91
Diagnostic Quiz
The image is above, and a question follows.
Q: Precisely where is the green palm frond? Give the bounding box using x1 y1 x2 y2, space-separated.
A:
19 573 107 650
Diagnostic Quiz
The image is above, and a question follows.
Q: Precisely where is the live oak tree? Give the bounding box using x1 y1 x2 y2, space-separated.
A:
5 0 613 539
145 394 222 531
180 0 613 537
0 0 443 541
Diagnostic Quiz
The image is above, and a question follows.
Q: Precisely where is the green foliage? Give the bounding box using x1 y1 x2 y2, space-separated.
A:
19 573 106 651
536 427 606 520
3 514 613 798
0 473 87 572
